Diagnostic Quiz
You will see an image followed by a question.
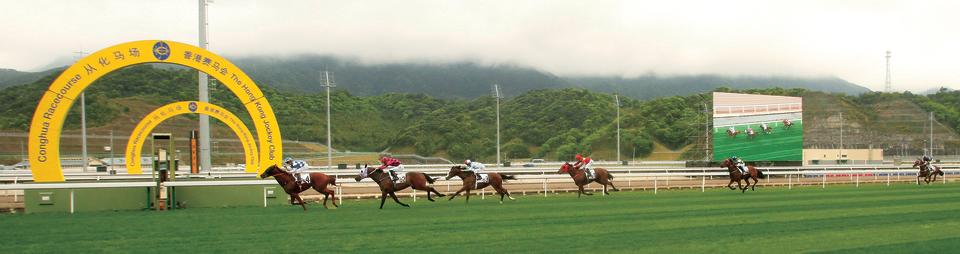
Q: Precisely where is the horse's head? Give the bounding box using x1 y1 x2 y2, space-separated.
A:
912 158 923 168
720 158 732 168
259 165 284 179
355 166 378 182
446 165 465 180
558 162 573 174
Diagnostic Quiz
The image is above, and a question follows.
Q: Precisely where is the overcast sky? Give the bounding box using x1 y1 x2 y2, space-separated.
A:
1 0 957 92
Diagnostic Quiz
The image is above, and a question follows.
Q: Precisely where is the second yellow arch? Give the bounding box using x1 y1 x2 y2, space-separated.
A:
125 101 259 174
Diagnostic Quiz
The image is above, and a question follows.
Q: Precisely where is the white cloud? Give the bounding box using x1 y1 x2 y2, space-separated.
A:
0 0 957 92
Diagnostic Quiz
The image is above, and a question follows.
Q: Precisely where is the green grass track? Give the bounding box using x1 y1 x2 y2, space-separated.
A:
2 183 959 253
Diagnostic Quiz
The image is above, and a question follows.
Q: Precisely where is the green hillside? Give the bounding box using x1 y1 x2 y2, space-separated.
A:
0 64 957 165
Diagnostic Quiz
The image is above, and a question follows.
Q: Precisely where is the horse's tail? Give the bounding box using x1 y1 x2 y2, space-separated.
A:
757 169 767 179
607 171 615 180
499 173 516 181
939 170 945 176
329 176 338 186
422 173 437 184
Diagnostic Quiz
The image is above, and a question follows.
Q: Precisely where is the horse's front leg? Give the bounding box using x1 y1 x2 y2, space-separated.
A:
293 194 307 211
727 179 736 190
389 192 410 207
448 186 469 201
379 191 388 209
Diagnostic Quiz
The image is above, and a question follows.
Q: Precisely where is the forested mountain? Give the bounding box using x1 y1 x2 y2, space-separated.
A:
229 55 871 99
0 68 62 90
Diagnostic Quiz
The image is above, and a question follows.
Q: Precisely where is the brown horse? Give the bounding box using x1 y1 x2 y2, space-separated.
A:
558 162 619 198
761 124 773 134
913 159 945 185
720 158 766 193
727 128 741 138
782 119 794 129
746 128 757 139
259 165 339 211
445 165 517 204
354 167 445 209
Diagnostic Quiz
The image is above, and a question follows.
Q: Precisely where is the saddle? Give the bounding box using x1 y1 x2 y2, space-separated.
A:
391 173 407 184
295 173 312 185
475 173 489 188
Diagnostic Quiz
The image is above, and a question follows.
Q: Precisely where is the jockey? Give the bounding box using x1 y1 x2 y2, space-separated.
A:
377 156 403 183
760 123 769 131
746 126 755 135
463 159 487 185
728 126 736 134
920 155 934 171
283 157 309 184
731 156 748 175
573 154 596 179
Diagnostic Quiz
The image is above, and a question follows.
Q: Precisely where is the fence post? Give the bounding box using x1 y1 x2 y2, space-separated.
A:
482 188 485 200
856 174 859 188
413 189 417 202
543 178 548 197
701 175 705 192
887 173 891 186
338 186 342 206
70 190 75 214
654 176 658 195
665 169 670 186
788 174 792 190
628 169 632 187
822 171 826 189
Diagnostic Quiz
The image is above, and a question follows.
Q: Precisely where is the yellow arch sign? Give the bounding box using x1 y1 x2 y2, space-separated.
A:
29 40 283 182
126 101 259 174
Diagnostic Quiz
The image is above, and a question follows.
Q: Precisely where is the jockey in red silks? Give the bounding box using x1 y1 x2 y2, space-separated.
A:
573 154 596 179
377 156 403 182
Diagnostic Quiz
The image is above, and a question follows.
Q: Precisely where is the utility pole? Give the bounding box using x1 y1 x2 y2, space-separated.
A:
885 50 892 92
703 102 710 161
839 112 843 160
930 112 934 157
198 0 212 172
321 71 336 171
614 94 621 162
110 129 114 172
74 50 88 172
493 84 502 168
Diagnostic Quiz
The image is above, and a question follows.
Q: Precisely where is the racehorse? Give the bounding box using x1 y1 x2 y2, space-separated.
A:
260 165 339 211
354 166 445 209
445 165 517 204
727 128 741 138
782 119 794 129
761 124 773 134
746 128 757 139
558 162 620 198
912 159 945 185
720 158 766 193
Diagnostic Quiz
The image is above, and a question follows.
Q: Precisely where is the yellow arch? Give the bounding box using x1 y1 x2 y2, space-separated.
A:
29 40 283 182
126 101 258 174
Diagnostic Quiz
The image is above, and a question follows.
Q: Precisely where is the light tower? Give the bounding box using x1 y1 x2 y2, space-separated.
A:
492 84 502 168
321 71 336 171
198 0 213 172
885 50 892 92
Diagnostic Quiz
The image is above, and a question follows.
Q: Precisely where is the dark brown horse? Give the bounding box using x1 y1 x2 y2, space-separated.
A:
746 128 757 139
354 167 445 209
782 119 794 129
913 159 945 185
727 128 741 138
558 162 619 198
445 165 516 204
720 158 766 193
259 165 339 210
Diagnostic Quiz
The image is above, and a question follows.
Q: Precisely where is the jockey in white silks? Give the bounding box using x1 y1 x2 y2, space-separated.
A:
728 126 737 134
463 160 488 186
284 157 309 183
731 156 748 175
761 122 769 132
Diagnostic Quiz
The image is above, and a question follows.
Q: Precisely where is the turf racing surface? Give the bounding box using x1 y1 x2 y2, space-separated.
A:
2 183 958 253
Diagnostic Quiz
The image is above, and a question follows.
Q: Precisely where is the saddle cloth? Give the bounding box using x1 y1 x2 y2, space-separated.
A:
296 173 311 184
393 174 406 184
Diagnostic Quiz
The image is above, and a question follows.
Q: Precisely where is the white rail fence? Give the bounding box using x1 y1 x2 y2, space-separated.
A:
1 166 955 208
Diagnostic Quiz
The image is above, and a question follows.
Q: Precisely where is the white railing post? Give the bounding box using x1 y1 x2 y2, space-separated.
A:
654 177 658 195
788 174 792 190
701 175 705 192
856 173 860 188
822 171 826 188
413 189 417 202
887 172 891 186
543 178 547 197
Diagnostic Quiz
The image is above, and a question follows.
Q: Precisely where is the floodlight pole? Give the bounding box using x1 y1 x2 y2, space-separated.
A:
839 112 843 160
198 0 212 172
321 71 336 171
930 112 934 157
615 94 621 162
494 84 502 168
74 50 88 172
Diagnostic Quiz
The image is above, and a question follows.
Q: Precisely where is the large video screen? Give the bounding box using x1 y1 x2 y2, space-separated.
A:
712 92 803 161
